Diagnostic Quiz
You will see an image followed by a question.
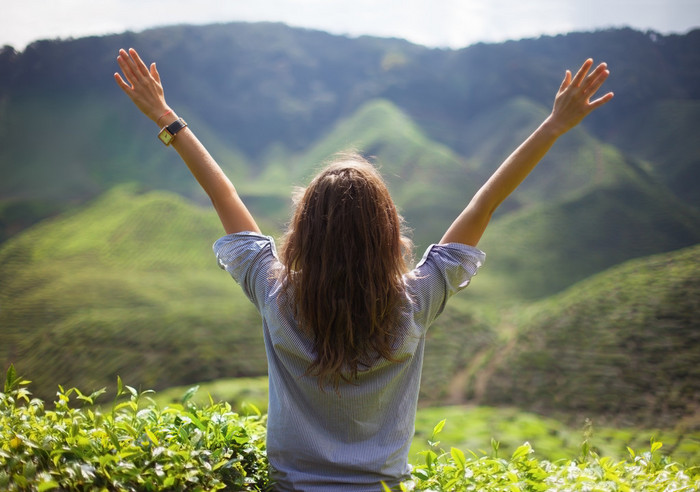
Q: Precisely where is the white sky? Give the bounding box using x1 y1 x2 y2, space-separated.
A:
2 0 699 51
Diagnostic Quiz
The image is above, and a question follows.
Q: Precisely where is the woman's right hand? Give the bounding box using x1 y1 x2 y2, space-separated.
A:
114 48 171 125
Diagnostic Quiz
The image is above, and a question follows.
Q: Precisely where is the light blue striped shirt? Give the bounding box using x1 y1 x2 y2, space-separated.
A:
214 232 484 491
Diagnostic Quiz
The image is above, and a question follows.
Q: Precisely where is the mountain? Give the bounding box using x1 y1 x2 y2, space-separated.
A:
1 24 699 232
290 98 476 251
294 96 700 298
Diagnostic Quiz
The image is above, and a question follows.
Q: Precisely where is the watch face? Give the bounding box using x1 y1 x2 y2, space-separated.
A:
158 128 173 145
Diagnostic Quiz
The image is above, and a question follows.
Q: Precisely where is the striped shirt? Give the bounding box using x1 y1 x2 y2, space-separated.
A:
214 232 485 491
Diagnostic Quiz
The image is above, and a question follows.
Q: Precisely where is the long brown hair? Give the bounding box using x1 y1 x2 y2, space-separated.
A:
280 152 413 390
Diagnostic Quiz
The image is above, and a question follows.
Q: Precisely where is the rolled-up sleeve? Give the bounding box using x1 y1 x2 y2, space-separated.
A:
213 232 280 309
408 242 485 328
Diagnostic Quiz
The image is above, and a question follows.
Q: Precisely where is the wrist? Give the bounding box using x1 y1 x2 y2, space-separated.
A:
157 117 188 146
155 108 177 127
540 115 568 139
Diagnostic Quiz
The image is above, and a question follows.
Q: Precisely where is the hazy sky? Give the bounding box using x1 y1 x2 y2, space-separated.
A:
2 0 699 51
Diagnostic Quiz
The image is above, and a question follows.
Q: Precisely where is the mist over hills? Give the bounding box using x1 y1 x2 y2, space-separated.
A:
1 23 699 424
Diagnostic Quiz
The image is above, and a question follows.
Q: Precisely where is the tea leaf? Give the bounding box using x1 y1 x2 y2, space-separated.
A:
450 447 466 470
432 418 446 437
4 364 17 393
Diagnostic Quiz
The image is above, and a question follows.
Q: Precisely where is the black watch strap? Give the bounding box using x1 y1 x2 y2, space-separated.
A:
158 118 188 145
166 118 187 134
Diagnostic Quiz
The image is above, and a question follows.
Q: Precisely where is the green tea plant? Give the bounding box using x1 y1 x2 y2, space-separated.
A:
397 419 700 491
0 365 270 491
2 366 698 491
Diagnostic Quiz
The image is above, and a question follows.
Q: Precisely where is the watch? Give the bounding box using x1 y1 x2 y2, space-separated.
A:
158 118 187 145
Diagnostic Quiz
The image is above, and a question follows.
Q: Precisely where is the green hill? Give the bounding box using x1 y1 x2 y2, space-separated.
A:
0 186 268 402
0 183 499 405
458 97 625 212
291 98 478 251
465 244 700 427
472 132 700 303
474 184 700 304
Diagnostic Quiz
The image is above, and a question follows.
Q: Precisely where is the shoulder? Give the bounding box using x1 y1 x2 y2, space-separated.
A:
214 231 279 268
213 231 282 305
411 242 485 283
403 242 486 326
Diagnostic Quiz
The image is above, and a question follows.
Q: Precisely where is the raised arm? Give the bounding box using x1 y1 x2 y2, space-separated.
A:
440 58 613 246
114 48 260 235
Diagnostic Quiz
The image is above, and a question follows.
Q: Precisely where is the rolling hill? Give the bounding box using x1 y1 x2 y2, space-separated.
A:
466 244 700 427
293 96 700 300
0 186 267 402
0 184 499 405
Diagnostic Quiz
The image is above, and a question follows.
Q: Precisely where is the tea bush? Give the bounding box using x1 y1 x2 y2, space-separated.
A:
398 420 699 491
2 366 698 491
0 366 269 491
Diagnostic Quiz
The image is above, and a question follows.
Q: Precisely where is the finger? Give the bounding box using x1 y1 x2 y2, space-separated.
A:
589 91 614 109
116 61 135 88
582 68 610 101
113 72 131 92
117 50 138 85
129 48 150 77
150 62 161 84
558 70 572 93
582 63 608 89
571 58 593 87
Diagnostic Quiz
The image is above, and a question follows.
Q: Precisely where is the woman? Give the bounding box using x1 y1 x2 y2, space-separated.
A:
115 48 612 491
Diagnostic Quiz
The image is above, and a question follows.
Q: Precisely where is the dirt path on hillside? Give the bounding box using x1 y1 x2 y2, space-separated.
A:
446 322 519 405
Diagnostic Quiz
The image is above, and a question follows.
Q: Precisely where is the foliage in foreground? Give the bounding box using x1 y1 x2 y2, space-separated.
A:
1 366 269 491
1 367 698 491
400 419 699 491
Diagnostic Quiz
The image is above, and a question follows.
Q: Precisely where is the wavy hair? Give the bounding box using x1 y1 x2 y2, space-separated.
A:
279 152 413 390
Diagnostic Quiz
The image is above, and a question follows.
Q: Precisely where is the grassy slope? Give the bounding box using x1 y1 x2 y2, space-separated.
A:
0 186 268 402
0 183 497 407
470 244 700 427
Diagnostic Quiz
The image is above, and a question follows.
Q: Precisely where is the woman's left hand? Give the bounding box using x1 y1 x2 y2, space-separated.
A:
546 58 614 137
114 48 170 124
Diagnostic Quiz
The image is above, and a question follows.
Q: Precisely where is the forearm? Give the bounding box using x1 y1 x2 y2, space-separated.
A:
159 112 259 234
474 117 561 214
440 118 560 246
114 48 259 235
440 58 612 247
160 113 229 199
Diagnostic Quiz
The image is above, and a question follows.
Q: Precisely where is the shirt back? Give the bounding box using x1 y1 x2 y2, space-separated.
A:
214 232 484 491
